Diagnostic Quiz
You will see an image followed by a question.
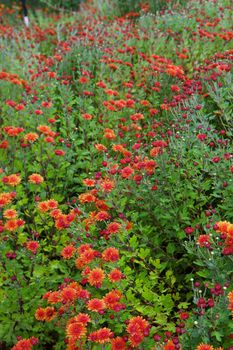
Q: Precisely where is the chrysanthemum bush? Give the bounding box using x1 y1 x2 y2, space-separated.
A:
0 0 233 349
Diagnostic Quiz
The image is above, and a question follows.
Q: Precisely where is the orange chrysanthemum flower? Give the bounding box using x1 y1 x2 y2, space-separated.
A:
24 133 39 142
66 322 87 340
61 245 76 259
99 179 115 193
102 247 120 262
35 307 46 321
4 219 18 231
127 316 149 335
37 125 53 135
111 337 127 350
216 221 229 233
129 332 144 347
68 282 82 292
104 128 116 140
103 290 122 309
11 337 38 350
107 222 121 234
3 208 17 219
95 143 107 152
79 192 96 204
44 307 56 321
95 200 110 211
0 140 9 149
95 210 111 221
77 244 93 255
73 313 91 325
47 199 58 210
50 209 62 218
228 291 233 303
0 192 14 207
88 327 113 344
112 144 125 153
38 201 49 212
60 287 77 304
47 291 61 304
87 298 106 312
195 345 214 350
87 268 105 287
28 174 44 184
164 340 175 350
83 178 96 187
150 146 161 157
75 249 96 269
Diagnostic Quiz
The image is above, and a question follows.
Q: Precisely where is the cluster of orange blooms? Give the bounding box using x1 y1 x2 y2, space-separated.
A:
215 220 233 255
0 70 27 86
195 344 224 350
34 241 152 349
37 199 79 230
2 173 44 186
11 337 38 350
3 125 24 136
228 290 233 318
0 191 15 207
0 206 25 233
2 173 21 186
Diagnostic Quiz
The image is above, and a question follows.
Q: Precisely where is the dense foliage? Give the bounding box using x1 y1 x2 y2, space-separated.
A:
0 0 232 349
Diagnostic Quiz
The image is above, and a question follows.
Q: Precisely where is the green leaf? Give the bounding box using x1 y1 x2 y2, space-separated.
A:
129 235 138 249
211 331 223 341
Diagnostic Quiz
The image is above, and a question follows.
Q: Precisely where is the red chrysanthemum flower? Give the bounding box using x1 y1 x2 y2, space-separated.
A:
26 241 40 254
108 269 123 283
121 166 134 179
61 245 76 259
197 234 211 247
